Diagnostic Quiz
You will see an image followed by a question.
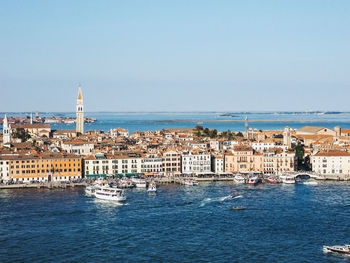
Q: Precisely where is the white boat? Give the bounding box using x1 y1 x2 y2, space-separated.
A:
280 175 295 184
184 179 194 186
234 174 246 184
94 186 126 202
192 180 199 186
147 182 157 193
323 244 350 255
85 179 109 196
248 176 260 185
131 178 147 188
85 185 95 196
303 180 318 185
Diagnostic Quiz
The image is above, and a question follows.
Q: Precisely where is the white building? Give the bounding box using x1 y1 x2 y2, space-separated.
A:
252 141 287 152
110 128 129 138
0 158 10 182
76 85 84 135
312 150 350 176
142 154 163 174
212 154 224 174
62 140 94 156
182 150 211 175
84 153 142 177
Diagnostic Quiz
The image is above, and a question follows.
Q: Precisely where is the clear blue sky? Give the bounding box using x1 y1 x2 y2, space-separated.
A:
1 0 349 112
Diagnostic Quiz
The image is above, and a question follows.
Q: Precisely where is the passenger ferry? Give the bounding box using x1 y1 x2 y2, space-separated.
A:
94 186 126 202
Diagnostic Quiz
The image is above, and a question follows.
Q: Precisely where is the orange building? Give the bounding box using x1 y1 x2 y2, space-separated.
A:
7 153 82 182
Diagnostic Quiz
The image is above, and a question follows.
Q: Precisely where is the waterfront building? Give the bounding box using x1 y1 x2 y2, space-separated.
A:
224 145 263 173
2 153 82 182
182 149 211 175
0 159 10 182
61 139 94 156
212 154 224 174
84 153 142 177
142 154 164 175
2 114 11 144
312 150 350 176
262 149 296 175
76 85 84 135
163 149 181 176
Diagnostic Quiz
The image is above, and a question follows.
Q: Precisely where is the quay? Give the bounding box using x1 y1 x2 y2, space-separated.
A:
0 182 87 190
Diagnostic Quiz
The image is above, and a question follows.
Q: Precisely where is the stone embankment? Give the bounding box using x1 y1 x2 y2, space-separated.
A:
0 182 87 189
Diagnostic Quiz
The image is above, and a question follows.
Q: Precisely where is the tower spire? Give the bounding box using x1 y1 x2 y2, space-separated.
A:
76 84 84 135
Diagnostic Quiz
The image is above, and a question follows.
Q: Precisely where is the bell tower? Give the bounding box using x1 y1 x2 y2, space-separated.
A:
76 85 84 135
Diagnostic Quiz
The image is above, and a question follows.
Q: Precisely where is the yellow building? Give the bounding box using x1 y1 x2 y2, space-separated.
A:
7 152 82 182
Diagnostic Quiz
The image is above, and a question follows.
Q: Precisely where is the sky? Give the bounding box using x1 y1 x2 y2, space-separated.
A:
0 0 349 112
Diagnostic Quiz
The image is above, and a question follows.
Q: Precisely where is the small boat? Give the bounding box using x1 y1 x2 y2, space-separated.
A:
94 186 126 202
323 244 350 255
147 182 157 193
266 176 280 184
230 206 246 210
248 176 260 185
131 178 147 188
280 175 295 184
192 180 199 186
303 180 318 185
184 179 194 186
234 174 246 184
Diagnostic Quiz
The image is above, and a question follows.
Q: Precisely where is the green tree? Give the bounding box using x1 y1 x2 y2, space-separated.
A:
13 128 31 142
236 132 244 137
294 144 305 169
195 125 203 131
209 129 218 138
194 130 201 137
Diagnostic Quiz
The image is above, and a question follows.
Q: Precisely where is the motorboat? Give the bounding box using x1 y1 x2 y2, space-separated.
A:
118 178 134 188
248 176 260 185
184 179 194 186
131 178 147 188
280 175 295 184
323 244 350 255
94 186 126 202
192 180 199 186
147 182 157 193
234 174 246 184
266 176 280 184
230 206 246 210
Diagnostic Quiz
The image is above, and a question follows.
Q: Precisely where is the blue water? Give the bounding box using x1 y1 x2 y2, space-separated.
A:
2 111 350 133
1 182 350 262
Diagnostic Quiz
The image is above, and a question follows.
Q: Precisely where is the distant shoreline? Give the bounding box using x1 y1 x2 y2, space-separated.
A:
139 119 334 123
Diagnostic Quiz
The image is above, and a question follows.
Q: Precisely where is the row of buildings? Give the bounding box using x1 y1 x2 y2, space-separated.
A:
2 86 350 183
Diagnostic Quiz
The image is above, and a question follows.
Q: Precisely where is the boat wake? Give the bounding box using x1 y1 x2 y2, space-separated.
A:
200 195 243 207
